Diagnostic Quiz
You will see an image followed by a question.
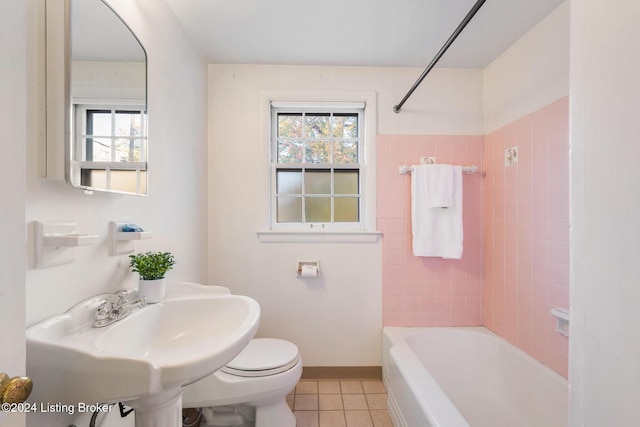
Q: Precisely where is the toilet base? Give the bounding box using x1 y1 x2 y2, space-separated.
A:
182 339 302 427
201 406 249 426
201 399 295 427
255 398 296 427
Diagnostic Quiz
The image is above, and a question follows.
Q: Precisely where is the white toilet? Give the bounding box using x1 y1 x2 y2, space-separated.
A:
182 338 302 427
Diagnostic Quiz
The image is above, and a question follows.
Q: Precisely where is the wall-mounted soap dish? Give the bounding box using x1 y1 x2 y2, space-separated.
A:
42 233 99 247
551 307 570 337
108 221 152 256
34 221 100 268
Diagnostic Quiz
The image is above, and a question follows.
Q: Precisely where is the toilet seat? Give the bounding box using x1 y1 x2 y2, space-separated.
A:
222 338 300 377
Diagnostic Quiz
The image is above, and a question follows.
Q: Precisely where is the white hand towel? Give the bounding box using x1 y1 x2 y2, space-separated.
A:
411 164 464 259
425 164 455 208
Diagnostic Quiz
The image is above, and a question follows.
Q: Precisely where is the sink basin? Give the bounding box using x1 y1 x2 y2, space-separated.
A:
26 282 260 406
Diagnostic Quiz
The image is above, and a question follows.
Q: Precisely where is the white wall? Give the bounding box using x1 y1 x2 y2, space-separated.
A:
0 0 27 425
570 1 640 425
71 61 146 100
207 64 483 366
25 0 208 326
483 1 569 133
25 0 207 425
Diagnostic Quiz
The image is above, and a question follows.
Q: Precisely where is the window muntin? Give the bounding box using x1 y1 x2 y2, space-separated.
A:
74 105 147 193
83 108 146 163
271 106 363 229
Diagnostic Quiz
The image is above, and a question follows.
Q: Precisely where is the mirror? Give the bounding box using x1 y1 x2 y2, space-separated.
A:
70 0 147 195
43 0 148 195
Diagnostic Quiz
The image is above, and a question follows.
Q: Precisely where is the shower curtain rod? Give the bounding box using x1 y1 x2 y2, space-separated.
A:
393 0 487 114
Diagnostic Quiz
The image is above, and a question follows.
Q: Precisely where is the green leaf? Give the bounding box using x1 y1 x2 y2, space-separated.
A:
129 251 176 281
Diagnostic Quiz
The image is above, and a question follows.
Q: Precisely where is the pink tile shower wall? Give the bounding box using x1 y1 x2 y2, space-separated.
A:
483 97 570 377
377 135 485 327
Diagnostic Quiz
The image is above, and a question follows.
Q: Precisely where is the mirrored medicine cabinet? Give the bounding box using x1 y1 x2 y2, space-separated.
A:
41 0 148 195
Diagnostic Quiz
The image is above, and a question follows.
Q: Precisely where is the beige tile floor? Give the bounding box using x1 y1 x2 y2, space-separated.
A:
287 379 394 427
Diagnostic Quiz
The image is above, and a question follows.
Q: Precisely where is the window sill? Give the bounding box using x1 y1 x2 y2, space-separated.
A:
256 230 382 243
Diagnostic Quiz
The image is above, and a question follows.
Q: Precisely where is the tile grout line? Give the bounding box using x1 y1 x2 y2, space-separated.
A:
291 379 393 427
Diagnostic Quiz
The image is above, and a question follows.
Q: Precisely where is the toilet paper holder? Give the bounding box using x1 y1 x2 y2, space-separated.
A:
296 260 320 278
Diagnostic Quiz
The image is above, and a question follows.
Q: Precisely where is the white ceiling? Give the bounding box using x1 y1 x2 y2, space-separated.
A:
163 0 565 68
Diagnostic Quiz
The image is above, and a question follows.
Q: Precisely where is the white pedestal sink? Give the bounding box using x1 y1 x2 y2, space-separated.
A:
26 282 260 427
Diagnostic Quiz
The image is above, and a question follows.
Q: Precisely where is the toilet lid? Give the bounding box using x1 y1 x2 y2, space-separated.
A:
222 338 300 377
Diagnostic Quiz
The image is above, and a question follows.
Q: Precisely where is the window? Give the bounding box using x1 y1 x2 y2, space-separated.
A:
82 107 146 163
73 105 147 194
258 92 379 243
271 103 364 229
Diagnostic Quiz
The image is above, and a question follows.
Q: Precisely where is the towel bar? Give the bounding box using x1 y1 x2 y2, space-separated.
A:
399 165 478 175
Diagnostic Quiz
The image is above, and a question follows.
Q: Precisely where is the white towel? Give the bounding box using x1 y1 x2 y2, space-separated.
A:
424 164 455 208
411 164 464 259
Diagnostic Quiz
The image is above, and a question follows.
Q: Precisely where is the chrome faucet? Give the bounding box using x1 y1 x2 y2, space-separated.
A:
93 290 147 328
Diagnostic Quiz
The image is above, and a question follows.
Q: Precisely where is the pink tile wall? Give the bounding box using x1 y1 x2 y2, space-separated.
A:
377 135 485 327
483 97 570 377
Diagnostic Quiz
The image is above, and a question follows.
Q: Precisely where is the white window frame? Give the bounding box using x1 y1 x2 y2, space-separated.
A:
72 99 147 194
257 91 381 243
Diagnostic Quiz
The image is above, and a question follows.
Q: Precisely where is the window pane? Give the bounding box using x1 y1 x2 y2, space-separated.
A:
305 141 330 163
332 114 358 138
115 138 145 162
139 170 147 193
278 114 303 137
305 114 330 138
89 111 111 136
277 196 302 222
110 170 142 193
115 138 133 162
90 137 111 161
332 140 358 163
334 197 359 222
305 170 331 194
277 170 302 194
277 140 303 163
115 111 141 137
86 170 107 189
306 197 331 222
334 170 359 194
81 169 146 193
133 139 146 162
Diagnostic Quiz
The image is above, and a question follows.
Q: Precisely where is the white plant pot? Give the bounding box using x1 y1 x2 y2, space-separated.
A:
138 278 166 304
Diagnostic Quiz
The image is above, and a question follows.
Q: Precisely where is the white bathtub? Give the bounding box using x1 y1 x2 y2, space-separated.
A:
382 327 568 427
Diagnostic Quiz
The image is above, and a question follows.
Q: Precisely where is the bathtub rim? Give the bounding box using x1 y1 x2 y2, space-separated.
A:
383 326 476 427
382 326 568 427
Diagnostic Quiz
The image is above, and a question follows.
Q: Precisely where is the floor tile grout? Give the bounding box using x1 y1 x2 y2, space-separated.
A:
290 379 393 427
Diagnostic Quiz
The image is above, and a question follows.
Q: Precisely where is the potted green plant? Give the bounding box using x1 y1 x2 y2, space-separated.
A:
129 251 175 303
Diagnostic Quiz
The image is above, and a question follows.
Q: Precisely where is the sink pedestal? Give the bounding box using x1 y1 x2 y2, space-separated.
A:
128 389 183 427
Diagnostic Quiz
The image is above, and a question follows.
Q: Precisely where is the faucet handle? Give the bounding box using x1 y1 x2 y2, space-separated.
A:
92 291 145 328
112 290 132 308
114 289 129 300
95 303 111 321
95 290 128 320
